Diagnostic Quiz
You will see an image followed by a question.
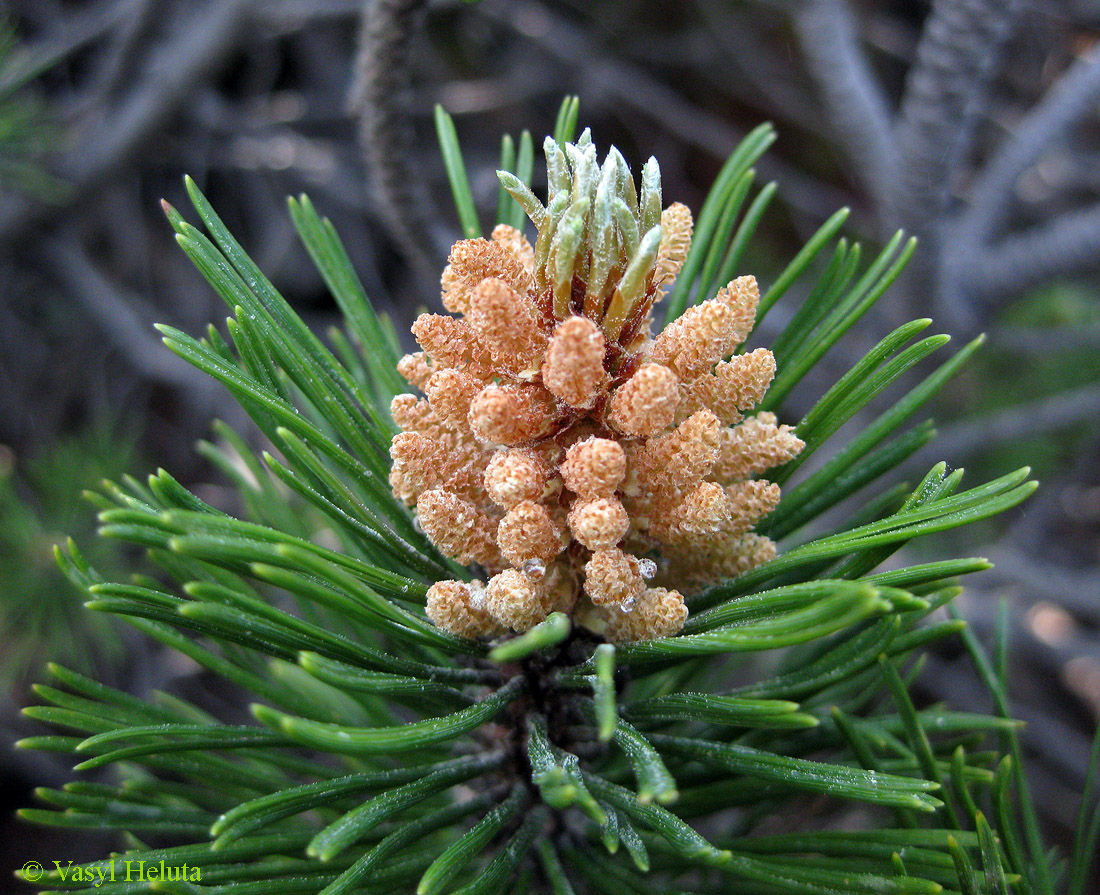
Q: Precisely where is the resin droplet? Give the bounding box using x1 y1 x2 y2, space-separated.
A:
638 559 657 579
412 516 425 534
619 594 637 613
522 558 547 580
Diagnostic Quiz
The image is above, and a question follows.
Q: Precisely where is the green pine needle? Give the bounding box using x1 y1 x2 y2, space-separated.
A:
434 104 481 239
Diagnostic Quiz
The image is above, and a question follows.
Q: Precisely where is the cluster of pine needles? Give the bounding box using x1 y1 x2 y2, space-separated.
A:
15 98 1100 895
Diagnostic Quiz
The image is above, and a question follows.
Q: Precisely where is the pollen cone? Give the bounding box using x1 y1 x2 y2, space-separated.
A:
391 135 803 641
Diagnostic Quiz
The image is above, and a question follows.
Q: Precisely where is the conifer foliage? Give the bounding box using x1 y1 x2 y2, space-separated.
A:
17 99 1099 895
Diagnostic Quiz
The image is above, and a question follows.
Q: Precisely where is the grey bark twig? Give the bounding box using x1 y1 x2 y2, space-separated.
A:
352 0 450 276
968 202 1100 303
962 46 1100 246
0 0 253 243
38 234 220 401
791 0 898 214
912 382 1100 465
785 0 1100 328
891 0 1024 227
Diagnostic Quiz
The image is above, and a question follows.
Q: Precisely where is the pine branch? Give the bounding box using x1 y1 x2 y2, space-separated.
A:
959 45 1100 247
12 106 1072 895
790 0 899 212
351 0 451 275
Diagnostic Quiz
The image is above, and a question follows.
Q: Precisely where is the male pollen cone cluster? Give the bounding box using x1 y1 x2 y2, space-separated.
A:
390 130 803 642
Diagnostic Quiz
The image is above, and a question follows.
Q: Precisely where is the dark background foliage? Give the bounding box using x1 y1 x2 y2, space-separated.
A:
1 0 1098 884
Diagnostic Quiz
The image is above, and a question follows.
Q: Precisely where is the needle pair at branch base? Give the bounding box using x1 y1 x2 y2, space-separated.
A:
390 132 803 642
